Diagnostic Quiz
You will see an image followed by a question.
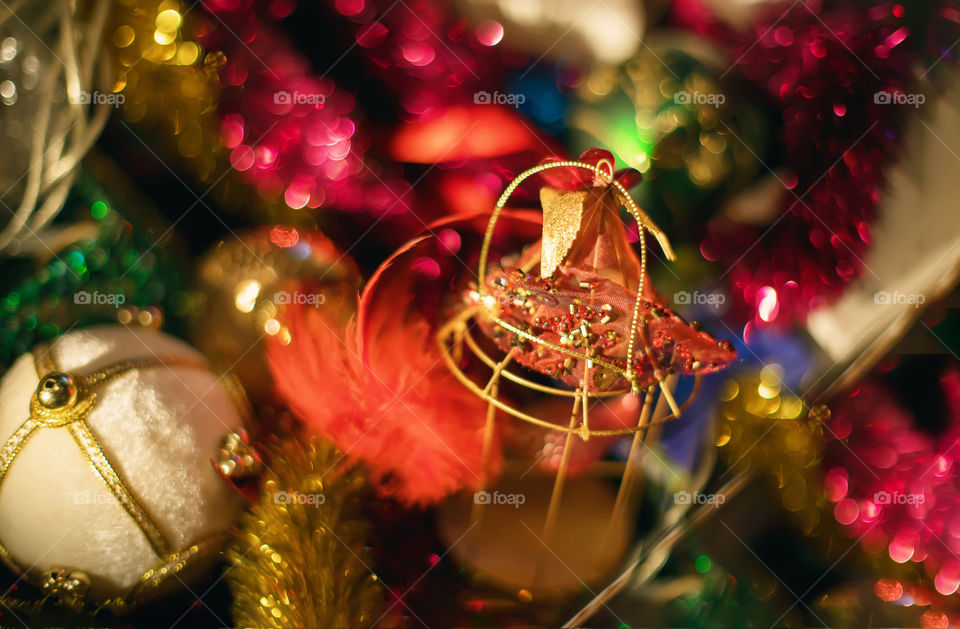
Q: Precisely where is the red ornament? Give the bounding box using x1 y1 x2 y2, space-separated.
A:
475 150 737 393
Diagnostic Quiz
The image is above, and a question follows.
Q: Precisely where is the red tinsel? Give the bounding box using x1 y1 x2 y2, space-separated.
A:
824 368 960 599
195 0 412 216
679 1 917 323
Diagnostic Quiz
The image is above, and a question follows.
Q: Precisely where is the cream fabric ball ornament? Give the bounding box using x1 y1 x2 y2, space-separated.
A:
0 325 249 609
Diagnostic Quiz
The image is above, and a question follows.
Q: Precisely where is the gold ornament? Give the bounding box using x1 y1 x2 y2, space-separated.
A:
227 435 383 628
435 160 717 595
190 226 361 401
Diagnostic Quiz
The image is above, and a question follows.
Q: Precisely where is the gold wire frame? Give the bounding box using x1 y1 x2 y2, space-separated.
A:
436 160 700 590
436 159 689 440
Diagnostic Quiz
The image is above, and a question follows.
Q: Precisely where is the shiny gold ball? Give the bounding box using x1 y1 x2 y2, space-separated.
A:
36 372 77 410
190 226 360 401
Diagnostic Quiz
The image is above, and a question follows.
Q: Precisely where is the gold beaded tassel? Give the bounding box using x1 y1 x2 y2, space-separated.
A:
226 436 384 628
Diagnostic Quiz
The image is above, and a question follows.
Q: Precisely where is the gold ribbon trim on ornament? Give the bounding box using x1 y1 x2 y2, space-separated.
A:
540 187 587 278
0 344 211 570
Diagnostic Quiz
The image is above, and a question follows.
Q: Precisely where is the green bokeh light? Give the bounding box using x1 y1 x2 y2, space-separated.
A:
695 554 712 574
91 200 109 220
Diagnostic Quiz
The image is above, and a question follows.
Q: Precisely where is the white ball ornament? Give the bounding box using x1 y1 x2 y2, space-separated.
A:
0 325 251 609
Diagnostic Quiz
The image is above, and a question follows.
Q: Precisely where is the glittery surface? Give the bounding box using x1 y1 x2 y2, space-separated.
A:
539 187 586 278
226 436 383 628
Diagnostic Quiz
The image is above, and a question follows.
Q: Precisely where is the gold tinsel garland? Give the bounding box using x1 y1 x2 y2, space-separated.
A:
714 365 828 536
226 436 384 628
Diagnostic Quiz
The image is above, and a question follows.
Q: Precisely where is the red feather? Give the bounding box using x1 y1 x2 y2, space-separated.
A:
267 280 497 507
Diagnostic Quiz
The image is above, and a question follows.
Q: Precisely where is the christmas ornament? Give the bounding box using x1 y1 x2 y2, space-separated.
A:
453 149 736 402
0 165 187 369
190 225 361 401
227 434 383 628
568 33 768 233
435 149 735 593
0 325 247 609
0 0 113 254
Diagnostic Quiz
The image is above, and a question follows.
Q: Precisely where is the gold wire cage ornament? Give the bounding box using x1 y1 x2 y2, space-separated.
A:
436 159 704 593
437 158 692 441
